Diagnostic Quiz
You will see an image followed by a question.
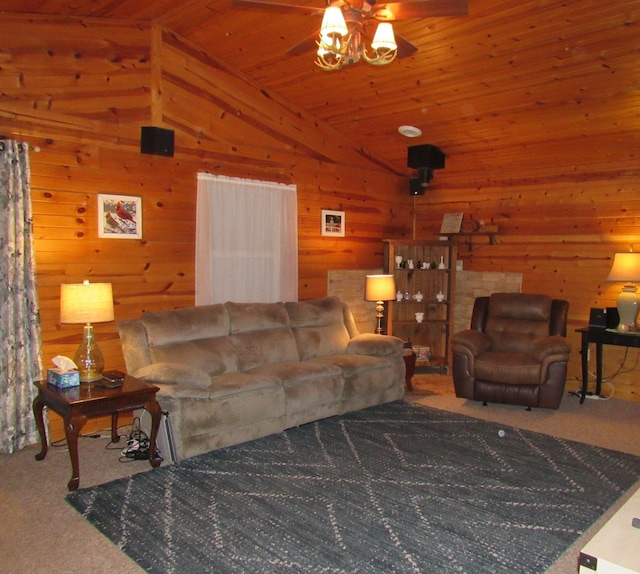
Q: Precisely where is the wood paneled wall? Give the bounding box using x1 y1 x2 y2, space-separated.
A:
412 175 640 401
2 12 640 407
0 15 410 396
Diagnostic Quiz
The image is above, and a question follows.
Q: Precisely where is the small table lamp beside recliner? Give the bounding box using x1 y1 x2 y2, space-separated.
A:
451 292 571 409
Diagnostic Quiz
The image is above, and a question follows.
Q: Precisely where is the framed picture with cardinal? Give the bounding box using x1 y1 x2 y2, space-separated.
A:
98 194 142 239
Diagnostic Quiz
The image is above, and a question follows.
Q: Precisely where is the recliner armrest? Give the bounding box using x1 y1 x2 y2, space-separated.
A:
531 336 571 362
133 362 212 388
451 330 491 357
347 333 404 357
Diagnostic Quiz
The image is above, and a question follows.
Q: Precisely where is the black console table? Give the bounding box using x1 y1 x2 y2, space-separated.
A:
575 327 640 404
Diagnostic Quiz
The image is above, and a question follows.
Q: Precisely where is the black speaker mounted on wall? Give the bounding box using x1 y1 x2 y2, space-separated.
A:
407 144 445 195
140 126 175 157
407 144 445 170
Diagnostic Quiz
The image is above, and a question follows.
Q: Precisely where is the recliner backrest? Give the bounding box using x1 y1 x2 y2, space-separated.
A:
485 293 553 354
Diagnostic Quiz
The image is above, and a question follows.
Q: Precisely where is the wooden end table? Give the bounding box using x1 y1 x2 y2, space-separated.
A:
403 351 417 391
33 374 162 491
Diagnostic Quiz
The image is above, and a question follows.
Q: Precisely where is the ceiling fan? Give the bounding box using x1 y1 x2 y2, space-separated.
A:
232 0 469 70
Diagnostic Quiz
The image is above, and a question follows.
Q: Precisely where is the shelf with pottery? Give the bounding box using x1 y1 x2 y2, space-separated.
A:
383 239 457 373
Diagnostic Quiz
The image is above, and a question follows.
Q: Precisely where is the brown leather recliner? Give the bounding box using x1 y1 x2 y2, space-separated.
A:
451 293 571 409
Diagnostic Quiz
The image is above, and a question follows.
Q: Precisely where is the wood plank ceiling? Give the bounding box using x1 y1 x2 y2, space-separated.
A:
2 0 639 178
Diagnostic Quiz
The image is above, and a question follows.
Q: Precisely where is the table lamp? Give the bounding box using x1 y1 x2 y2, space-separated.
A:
364 274 396 334
606 252 640 331
60 280 114 382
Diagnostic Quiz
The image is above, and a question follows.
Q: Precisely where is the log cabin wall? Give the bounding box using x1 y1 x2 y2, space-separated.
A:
0 15 412 441
2 11 640 406
411 164 640 401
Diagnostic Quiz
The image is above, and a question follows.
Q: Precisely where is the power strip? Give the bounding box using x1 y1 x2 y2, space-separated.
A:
584 394 602 400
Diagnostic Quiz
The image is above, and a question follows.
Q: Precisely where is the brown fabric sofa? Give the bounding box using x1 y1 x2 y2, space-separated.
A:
451 293 571 409
118 296 405 461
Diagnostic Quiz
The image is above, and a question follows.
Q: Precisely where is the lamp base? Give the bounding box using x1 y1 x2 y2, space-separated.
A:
74 324 105 382
374 301 385 335
616 285 639 331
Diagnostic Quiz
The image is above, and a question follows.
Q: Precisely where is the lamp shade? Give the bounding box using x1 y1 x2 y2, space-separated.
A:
371 23 397 51
364 275 396 302
60 281 114 324
320 6 348 39
606 252 640 283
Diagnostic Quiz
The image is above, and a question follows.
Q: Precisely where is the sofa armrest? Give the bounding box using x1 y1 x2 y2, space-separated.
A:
347 333 404 357
451 330 492 357
133 362 212 388
532 336 571 362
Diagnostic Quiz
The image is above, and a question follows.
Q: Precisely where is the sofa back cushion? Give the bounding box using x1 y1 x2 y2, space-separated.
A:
226 301 300 371
485 293 552 354
142 304 238 375
285 297 351 361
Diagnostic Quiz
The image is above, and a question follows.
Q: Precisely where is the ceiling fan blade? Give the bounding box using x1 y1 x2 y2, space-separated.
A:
395 33 419 58
373 0 468 21
286 32 321 56
231 0 326 16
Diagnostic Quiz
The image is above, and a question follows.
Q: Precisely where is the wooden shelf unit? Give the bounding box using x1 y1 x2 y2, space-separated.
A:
383 239 457 372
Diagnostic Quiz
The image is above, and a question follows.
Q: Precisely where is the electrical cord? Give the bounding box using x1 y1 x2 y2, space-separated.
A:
568 344 640 400
119 416 162 463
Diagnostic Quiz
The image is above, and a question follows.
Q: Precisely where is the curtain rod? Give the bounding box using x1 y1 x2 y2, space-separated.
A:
0 139 41 152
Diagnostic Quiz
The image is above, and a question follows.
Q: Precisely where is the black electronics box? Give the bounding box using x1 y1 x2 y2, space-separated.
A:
589 307 619 329
589 308 606 328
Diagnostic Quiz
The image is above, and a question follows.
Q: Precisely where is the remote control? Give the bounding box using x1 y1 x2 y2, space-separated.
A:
102 370 125 383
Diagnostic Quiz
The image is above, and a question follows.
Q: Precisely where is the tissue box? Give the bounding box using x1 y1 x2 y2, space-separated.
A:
47 368 80 388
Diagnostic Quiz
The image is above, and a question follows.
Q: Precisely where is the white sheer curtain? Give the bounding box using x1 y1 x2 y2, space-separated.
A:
196 173 298 304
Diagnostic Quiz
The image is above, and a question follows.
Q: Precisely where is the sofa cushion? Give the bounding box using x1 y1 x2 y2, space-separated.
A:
174 372 282 400
312 354 397 399
134 362 212 388
226 301 290 333
148 337 238 375
226 301 300 370
285 297 351 360
142 304 230 344
140 304 238 375
248 361 344 415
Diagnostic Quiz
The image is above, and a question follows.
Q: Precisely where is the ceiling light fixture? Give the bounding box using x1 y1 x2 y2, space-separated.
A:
398 125 422 138
316 5 397 71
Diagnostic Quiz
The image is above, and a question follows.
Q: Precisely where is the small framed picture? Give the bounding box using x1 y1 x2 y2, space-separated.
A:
440 212 464 234
98 194 142 239
321 209 345 237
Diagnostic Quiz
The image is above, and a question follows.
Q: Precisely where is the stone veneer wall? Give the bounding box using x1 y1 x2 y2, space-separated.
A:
328 269 523 337
328 269 382 335
454 270 523 334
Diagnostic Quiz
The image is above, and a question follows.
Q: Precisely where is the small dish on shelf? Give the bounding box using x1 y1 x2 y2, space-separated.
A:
460 218 478 233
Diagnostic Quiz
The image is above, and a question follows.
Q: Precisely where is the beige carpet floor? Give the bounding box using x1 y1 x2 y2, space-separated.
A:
1 376 638 574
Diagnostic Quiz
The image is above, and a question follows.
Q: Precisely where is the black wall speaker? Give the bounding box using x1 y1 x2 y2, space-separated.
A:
409 178 425 196
140 126 175 157
407 144 445 170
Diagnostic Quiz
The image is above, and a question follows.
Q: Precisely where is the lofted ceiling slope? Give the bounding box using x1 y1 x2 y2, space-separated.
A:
2 0 639 179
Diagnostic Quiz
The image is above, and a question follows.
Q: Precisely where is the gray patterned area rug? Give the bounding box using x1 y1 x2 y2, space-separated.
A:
67 401 640 574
